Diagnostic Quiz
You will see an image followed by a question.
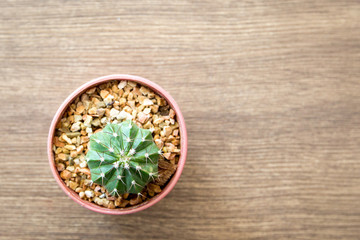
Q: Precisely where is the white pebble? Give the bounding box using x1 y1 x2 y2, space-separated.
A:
100 117 108 124
79 161 87 168
118 80 127 89
66 166 75 172
143 108 151 114
85 190 94 198
143 98 154 106
74 114 82 122
110 108 120 120
104 94 114 105
84 115 93 127
74 158 80 165
71 122 81 132
117 110 133 120
86 127 93 134
79 155 85 161
79 192 85 198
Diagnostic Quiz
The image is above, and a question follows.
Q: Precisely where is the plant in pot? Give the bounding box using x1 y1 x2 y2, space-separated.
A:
48 75 187 214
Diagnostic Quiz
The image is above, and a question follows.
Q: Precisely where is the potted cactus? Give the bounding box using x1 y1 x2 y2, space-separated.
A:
48 74 187 214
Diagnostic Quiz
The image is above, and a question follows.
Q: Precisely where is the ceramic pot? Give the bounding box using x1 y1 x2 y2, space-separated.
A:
48 74 187 214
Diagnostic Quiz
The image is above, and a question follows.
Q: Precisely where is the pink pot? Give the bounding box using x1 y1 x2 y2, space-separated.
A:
48 74 187 215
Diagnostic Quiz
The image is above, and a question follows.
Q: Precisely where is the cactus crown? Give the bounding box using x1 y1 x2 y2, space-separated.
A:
86 120 160 195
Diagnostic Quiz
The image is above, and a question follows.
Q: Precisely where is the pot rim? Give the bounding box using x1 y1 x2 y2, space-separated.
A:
48 74 187 215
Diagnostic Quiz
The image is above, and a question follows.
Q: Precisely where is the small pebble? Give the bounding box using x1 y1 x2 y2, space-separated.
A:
117 110 133 120
76 105 85 114
80 161 87 168
143 108 151 114
118 81 127 89
58 153 68 161
143 98 154 106
84 115 93 127
60 170 72 180
88 107 97 115
69 181 79 190
66 166 75 172
65 132 81 138
56 163 65 171
64 145 76 151
85 190 94 198
74 158 80 165
104 94 114 105
71 122 81 132
110 108 120 119
100 90 109 99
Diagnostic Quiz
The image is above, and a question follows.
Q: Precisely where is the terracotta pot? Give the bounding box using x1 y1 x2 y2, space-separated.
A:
48 74 187 215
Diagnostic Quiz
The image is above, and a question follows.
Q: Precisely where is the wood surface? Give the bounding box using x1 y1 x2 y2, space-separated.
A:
0 0 359 239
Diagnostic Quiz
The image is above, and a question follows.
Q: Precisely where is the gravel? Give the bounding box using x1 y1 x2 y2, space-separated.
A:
53 80 180 209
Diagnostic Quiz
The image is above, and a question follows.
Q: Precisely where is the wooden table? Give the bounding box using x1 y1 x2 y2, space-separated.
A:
1 1 359 239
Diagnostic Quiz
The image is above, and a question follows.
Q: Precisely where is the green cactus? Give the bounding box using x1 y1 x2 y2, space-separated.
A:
86 120 160 196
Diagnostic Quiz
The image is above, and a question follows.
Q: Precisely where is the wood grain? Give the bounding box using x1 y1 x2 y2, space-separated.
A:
0 0 359 239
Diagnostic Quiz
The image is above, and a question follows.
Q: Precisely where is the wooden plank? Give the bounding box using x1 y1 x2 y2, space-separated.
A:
0 0 359 239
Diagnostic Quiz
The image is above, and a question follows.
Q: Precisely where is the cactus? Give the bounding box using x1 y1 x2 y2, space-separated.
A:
86 120 160 196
